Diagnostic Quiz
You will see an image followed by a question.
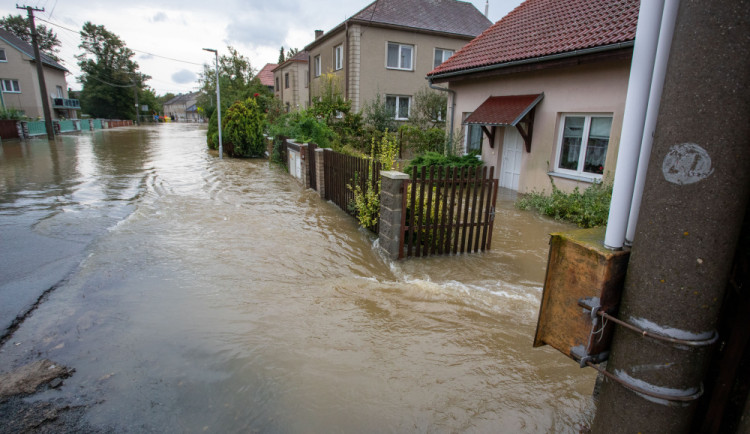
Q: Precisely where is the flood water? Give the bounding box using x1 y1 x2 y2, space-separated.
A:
0 124 595 432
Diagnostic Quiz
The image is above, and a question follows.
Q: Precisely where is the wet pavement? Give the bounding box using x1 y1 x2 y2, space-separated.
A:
0 124 595 432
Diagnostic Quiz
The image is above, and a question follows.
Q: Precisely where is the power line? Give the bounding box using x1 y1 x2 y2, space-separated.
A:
36 17 205 66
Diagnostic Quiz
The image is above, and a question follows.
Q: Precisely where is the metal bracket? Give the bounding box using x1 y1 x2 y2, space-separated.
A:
570 345 609 368
578 297 719 347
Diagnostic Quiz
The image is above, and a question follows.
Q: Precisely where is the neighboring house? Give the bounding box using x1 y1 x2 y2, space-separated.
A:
162 91 201 121
427 0 639 194
0 28 78 119
257 63 277 92
304 0 491 118
273 51 309 112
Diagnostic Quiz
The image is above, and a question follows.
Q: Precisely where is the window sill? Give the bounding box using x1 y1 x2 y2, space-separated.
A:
385 67 414 72
547 171 601 184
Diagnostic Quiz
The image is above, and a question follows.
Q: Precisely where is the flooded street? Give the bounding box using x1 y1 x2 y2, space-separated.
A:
0 124 595 432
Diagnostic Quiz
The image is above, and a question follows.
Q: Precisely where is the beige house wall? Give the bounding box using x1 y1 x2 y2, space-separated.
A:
1 41 70 119
357 26 471 114
309 25 472 114
274 61 309 112
449 58 631 194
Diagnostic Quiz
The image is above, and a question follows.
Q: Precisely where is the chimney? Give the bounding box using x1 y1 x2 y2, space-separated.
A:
315 30 324 39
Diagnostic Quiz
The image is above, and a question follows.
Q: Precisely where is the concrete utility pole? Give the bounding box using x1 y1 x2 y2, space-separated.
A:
18 5 54 140
592 1 750 432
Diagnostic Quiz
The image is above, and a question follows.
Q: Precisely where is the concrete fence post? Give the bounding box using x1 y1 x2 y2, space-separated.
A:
20 121 28 139
89 119 94 131
16 121 24 139
379 170 410 260
315 148 326 198
52 120 60 135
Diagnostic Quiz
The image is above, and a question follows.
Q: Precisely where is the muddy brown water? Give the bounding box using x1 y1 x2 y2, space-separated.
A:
0 124 595 432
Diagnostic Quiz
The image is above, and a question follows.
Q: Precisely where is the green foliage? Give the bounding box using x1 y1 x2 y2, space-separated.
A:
399 124 447 155
363 93 395 133
207 109 219 150
0 107 26 120
223 97 266 158
516 180 613 228
348 134 401 230
403 183 451 250
0 14 61 61
77 22 149 120
196 46 269 117
409 86 447 130
403 151 482 175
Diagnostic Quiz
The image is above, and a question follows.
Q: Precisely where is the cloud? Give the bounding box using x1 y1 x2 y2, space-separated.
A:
151 11 168 22
172 69 197 84
225 15 288 48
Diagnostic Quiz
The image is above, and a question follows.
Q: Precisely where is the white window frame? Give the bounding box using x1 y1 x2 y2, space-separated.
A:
334 44 343 71
433 48 454 69
386 42 414 71
314 55 321 77
0 49 6 62
386 95 411 120
553 113 613 180
1 79 20 93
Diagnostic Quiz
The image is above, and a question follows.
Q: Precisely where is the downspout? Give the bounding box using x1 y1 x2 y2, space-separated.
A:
345 21 349 101
625 0 680 245
603 0 665 250
428 77 455 155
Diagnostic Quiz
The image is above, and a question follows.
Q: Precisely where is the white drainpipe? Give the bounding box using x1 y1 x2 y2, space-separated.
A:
625 0 681 245
604 0 666 250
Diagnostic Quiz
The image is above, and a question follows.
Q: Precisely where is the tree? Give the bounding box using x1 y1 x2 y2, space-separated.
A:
196 46 266 113
0 14 61 61
278 46 285 64
77 22 150 120
285 48 299 60
223 96 266 158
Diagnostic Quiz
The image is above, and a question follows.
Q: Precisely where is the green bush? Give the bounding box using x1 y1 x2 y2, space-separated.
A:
399 124 447 155
403 151 483 175
0 108 25 120
206 109 219 150
223 97 266 157
516 180 613 228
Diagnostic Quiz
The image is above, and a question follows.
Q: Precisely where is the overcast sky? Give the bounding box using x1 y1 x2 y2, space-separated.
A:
1 0 524 96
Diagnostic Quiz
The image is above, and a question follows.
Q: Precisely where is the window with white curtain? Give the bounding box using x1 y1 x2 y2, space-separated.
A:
386 42 413 70
555 114 612 177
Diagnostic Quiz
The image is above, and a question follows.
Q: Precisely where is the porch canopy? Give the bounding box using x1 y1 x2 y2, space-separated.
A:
463 93 544 152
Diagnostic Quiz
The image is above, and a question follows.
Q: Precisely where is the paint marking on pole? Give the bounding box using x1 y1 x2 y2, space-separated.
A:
662 143 713 185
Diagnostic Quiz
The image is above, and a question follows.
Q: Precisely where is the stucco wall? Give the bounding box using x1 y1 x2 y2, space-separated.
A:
308 25 472 114
1 41 68 119
274 61 309 111
449 57 631 194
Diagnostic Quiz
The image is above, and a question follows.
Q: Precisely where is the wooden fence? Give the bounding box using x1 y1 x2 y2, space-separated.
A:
323 149 381 230
400 166 498 258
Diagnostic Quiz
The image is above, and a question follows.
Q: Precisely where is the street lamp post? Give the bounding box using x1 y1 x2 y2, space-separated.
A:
203 48 222 159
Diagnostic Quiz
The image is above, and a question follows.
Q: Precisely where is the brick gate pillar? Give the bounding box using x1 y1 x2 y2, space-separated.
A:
379 171 409 260
315 148 326 198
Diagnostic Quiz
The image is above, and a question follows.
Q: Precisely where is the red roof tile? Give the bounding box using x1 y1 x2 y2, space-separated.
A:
429 0 639 77
464 94 543 125
257 63 277 87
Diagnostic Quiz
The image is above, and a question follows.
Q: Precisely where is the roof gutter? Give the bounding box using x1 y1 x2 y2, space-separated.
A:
429 41 635 81
427 77 456 155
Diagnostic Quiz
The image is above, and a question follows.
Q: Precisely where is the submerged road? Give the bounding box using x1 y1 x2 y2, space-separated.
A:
0 124 595 432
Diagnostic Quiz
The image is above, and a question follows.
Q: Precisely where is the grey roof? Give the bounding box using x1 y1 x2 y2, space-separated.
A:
352 0 491 36
306 0 491 50
0 27 67 72
163 91 201 106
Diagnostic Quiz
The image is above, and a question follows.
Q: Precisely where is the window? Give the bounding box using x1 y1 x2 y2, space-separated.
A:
0 49 6 61
386 42 413 70
466 125 483 153
433 48 454 68
275 77 279 91
385 95 410 120
314 55 321 77
1 79 20 93
285 72 289 89
56 86 63 98
334 44 343 71
555 114 612 177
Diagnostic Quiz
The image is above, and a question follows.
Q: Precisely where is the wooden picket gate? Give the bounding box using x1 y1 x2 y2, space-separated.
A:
323 149 381 231
400 166 498 258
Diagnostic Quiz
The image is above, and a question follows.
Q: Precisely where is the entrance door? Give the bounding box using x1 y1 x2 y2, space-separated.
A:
500 127 523 190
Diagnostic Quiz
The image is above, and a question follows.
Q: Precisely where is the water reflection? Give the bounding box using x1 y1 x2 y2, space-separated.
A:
0 124 595 433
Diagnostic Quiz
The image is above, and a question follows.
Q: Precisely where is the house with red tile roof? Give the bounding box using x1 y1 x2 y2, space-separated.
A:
428 0 639 193
304 0 491 116
257 63 278 92
273 51 309 112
